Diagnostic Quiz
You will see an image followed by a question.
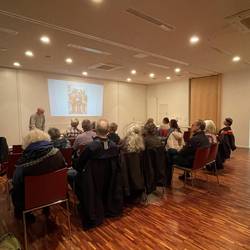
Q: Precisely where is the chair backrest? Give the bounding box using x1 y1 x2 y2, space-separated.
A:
192 147 210 170
7 153 22 179
24 168 68 210
207 143 218 164
60 148 73 167
183 131 191 143
12 145 23 153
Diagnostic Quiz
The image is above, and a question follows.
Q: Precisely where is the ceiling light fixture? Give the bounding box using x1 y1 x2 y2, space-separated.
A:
65 58 73 64
131 69 136 75
190 35 200 44
82 71 88 76
149 73 155 78
166 76 171 80
13 62 21 67
40 36 50 44
127 78 132 82
232 56 241 62
175 68 181 73
25 50 34 57
92 0 103 3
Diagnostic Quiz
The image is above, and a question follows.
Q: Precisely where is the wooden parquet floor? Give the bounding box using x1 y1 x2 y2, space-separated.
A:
0 149 250 250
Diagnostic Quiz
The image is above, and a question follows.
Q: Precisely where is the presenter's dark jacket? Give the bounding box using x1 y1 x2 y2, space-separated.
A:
11 141 65 212
74 137 123 229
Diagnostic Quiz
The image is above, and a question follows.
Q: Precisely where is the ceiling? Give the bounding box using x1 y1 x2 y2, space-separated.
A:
0 0 250 84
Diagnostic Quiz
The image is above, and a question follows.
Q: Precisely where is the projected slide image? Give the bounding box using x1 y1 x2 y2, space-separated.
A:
48 79 103 116
68 86 88 114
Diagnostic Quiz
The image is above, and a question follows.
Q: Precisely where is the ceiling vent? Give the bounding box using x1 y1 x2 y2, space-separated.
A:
0 27 18 36
88 63 123 71
67 44 111 55
225 9 250 33
126 8 175 32
147 63 170 69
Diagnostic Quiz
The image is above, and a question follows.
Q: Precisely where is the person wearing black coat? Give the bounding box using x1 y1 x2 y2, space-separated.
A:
73 119 123 229
170 120 210 180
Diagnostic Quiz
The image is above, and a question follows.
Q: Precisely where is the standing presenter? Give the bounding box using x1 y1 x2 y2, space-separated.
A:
29 108 45 131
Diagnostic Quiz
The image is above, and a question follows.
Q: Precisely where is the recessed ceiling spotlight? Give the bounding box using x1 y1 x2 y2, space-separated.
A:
175 68 181 73
82 71 88 76
232 56 241 62
149 73 155 78
166 76 171 80
65 58 73 64
127 78 132 82
131 69 137 75
25 50 34 57
40 36 50 44
92 0 103 3
190 35 200 44
13 62 21 67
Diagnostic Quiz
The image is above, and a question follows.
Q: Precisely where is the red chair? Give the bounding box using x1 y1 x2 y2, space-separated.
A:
60 148 73 167
23 168 71 250
206 143 219 184
173 147 210 187
6 153 22 209
12 145 23 153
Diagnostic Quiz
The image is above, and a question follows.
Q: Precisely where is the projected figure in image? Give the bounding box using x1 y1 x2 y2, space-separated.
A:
68 86 87 114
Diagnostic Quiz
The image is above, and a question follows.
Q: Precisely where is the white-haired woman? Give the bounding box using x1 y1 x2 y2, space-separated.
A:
12 129 65 221
204 120 217 144
121 125 145 153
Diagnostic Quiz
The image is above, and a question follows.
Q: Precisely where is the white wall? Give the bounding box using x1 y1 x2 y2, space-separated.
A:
146 79 189 128
147 70 250 148
222 70 250 148
0 68 147 145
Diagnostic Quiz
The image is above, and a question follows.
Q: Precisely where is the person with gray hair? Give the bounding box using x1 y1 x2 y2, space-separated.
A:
73 119 96 150
48 127 70 149
12 129 65 220
121 124 145 153
29 108 45 131
204 120 217 144
108 122 120 145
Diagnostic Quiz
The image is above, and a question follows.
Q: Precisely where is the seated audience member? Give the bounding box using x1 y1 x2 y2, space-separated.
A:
165 119 184 152
68 119 122 228
159 117 170 137
73 120 96 151
217 118 236 167
108 122 120 145
48 127 70 149
204 120 217 144
65 118 82 138
144 122 162 149
12 129 65 220
91 121 96 132
145 118 154 125
121 124 145 153
170 120 210 180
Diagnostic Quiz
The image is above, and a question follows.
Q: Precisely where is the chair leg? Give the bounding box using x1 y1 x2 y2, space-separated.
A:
23 212 28 250
184 171 187 187
66 200 72 239
6 181 11 211
191 171 194 187
214 162 220 185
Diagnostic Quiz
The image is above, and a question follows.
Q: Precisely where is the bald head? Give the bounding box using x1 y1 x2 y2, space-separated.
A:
37 108 45 115
96 119 109 137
